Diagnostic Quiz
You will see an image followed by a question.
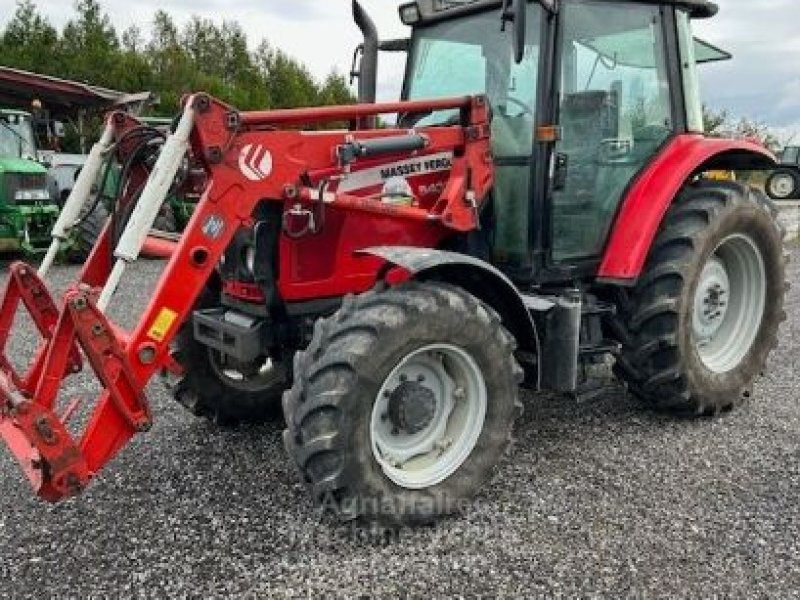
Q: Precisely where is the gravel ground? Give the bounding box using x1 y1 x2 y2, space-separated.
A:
0 252 799 598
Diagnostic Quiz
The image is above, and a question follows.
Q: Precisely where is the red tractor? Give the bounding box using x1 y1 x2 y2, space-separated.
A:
0 0 786 527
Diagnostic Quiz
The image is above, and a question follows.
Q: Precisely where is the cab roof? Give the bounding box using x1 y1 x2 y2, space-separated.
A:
403 0 718 26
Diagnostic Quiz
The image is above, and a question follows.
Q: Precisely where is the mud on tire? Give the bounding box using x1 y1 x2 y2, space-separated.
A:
611 180 787 415
282 282 523 527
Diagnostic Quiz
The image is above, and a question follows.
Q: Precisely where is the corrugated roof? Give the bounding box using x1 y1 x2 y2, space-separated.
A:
0 66 154 117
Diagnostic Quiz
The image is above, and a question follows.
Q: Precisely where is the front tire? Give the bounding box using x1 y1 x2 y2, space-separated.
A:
282 282 522 526
612 181 787 415
167 287 287 425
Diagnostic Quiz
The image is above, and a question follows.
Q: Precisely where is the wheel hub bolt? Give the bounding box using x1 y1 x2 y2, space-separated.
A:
454 388 466 401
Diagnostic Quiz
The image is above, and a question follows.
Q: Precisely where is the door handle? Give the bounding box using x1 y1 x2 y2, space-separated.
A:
553 152 569 191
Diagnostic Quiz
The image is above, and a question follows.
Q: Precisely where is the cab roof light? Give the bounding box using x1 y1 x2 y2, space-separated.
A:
399 2 421 25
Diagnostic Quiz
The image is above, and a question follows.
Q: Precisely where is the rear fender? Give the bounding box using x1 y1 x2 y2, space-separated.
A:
361 246 540 358
598 135 776 284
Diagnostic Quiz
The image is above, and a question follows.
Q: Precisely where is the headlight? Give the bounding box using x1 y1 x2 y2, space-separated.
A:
14 189 50 201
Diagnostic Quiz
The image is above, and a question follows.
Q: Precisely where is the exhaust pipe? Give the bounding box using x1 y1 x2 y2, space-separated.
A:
353 0 378 104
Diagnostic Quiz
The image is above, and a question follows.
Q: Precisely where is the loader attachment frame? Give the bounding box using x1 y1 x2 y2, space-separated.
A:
0 93 493 501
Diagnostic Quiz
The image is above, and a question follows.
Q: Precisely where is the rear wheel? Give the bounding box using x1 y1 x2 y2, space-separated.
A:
282 282 522 526
612 181 787 415
167 287 287 425
766 168 799 200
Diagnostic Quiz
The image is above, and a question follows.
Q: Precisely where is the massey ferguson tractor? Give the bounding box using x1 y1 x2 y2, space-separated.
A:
0 0 787 526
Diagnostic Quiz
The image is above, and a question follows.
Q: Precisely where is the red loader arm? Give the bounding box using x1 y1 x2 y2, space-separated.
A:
0 93 494 501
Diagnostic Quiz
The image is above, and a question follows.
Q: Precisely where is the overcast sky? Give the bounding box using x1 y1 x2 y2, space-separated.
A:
2 0 799 135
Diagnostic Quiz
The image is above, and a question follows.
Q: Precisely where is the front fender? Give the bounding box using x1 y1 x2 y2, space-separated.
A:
361 246 541 359
597 134 775 283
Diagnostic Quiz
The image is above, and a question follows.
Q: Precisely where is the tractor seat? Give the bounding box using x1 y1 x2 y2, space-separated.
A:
558 90 618 207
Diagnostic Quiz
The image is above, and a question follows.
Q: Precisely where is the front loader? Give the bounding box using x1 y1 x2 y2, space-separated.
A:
0 0 787 526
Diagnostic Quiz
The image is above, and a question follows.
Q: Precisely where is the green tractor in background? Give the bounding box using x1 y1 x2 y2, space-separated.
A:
0 110 59 254
66 116 202 261
139 116 201 232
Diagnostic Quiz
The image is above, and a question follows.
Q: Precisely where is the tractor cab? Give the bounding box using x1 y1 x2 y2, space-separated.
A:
0 110 37 161
363 0 718 282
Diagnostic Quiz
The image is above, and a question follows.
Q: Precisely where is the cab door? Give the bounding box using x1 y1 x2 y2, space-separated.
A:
549 1 675 265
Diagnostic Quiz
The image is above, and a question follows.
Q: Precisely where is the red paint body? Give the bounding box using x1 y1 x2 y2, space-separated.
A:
597 134 774 282
0 95 774 502
0 94 494 500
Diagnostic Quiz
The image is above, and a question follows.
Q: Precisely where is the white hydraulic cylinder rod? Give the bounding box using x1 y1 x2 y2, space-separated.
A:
97 101 196 313
38 121 116 278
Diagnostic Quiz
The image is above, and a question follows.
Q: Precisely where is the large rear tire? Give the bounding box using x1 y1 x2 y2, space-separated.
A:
167 287 287 425
611 181 787 415
282 282 523 526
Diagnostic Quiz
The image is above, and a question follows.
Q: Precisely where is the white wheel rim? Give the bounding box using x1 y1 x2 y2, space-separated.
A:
769 173 796 199
370 344 487 490
692 233 766 373
208 351 283 392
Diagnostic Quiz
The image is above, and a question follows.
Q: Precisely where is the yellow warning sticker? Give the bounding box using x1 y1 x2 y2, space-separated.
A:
148 308 178 342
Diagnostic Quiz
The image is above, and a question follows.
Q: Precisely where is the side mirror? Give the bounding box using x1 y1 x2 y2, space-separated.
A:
53 121 66 139
501 0 527 64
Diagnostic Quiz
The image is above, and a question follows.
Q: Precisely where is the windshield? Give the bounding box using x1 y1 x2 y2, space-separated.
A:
405 7 543 268
405 7 541 152
0 113 36 159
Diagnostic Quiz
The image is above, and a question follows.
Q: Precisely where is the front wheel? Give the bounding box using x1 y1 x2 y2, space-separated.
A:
766 168 799 200
282 282 522 526
167 286 287 425
612 181 787 415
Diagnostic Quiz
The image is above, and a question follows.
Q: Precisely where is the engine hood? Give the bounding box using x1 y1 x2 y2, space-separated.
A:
0 157 47 175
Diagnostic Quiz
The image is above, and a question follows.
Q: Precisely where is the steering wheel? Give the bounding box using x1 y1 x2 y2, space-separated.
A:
504 97 534 118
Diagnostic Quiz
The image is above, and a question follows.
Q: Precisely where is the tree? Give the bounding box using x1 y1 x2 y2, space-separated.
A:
59 0 119 87
703 105 790 152
1 0 59 72
318 72 354 106
702 105 728 137
0 0 357 143
182 17 223 76
121 24 143 54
